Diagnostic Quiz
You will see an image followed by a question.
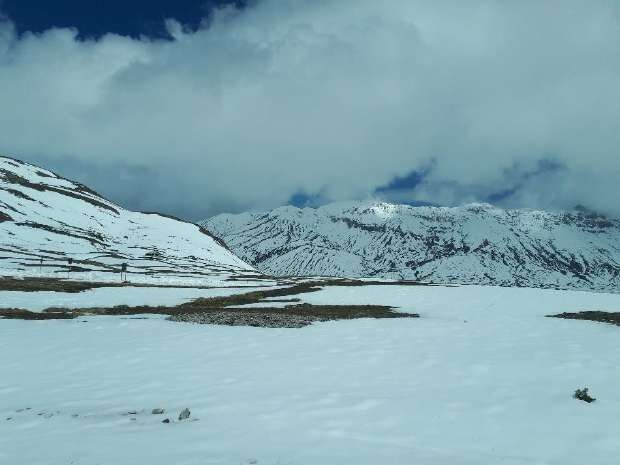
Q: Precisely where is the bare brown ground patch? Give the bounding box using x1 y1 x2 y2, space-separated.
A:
0 277 123 293
0 276 278 293
547 311 620 327
0 279 420 327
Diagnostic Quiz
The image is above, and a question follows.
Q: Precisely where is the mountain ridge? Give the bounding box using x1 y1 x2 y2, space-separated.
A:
203 200 620 291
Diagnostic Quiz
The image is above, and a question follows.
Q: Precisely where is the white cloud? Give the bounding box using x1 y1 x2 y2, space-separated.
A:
1 0 620 219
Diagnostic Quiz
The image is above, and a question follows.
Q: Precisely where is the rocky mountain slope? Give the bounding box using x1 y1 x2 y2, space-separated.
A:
0 156 259 285
204 201 620 291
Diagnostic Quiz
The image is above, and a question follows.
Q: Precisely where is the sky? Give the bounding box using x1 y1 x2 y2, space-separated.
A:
1 0 619 220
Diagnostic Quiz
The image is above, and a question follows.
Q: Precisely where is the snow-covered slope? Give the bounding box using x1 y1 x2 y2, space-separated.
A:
204 201 620 291
0 156 258 285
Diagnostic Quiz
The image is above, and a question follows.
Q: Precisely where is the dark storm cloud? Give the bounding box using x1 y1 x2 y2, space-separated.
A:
1 0 620 220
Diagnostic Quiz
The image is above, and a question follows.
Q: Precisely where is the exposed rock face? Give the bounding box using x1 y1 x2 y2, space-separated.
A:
204 201 620 291
0 156 259 284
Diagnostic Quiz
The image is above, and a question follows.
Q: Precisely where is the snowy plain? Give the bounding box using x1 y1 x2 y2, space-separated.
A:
1 284 620 465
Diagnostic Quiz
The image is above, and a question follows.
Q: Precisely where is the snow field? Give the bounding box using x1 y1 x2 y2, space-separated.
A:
1 284 620 464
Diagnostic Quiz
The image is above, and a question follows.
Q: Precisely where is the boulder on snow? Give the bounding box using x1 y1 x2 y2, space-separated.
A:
178 408 191 421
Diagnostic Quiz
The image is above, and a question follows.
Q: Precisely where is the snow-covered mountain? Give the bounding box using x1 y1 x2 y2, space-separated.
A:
0 156 259 285
204 201 620 291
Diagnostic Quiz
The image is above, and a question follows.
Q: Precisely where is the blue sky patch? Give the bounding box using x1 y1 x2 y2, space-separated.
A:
1 0 246 39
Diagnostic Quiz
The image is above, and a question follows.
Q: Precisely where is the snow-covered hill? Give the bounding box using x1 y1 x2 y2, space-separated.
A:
0 156 259 285
204 201 620 291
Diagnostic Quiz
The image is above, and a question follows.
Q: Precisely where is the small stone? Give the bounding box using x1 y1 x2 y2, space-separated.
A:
6 417 12 421
126 410 138 415
162 418 170 424
178 408 191 421
151 408 165 415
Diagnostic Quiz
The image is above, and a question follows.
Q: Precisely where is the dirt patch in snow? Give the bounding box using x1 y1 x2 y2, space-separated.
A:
0 280 420 327
0 276 278 293
0 277 124 293
170 304 415 328
547 311 620 327
0 308 77 320
0 210 13 222
0 276 429 293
